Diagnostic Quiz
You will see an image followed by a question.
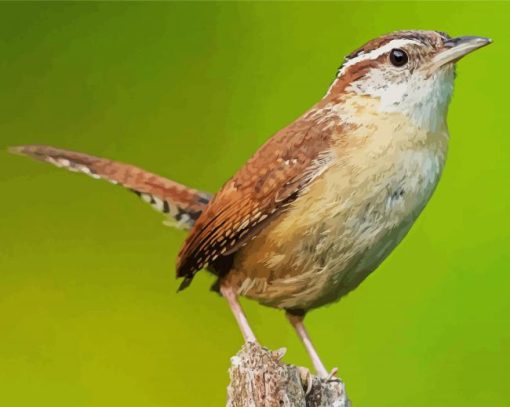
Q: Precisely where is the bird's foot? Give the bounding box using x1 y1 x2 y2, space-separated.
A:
325 367 340 383
272 347 287 362
298 366 314 395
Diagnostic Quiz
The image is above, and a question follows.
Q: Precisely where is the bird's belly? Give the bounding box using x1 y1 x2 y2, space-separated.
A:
225 147 445 311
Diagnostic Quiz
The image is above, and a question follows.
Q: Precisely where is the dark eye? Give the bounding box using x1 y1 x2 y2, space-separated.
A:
389 48 409 67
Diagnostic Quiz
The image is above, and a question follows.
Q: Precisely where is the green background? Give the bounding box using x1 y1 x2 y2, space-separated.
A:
0 2 508 406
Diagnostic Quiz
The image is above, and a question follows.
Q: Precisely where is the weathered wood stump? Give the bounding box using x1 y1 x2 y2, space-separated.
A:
227 343 350 407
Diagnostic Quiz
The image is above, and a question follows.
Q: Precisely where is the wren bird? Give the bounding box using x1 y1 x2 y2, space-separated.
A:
10 30 491 377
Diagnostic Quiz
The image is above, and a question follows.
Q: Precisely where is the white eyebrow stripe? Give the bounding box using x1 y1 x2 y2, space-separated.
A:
338 38 421 76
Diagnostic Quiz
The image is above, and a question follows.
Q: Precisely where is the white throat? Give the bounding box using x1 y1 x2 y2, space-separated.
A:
348 68 455 132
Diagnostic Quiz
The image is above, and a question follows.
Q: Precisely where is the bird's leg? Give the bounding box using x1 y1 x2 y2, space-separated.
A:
286 312 329 378
220 284 257 343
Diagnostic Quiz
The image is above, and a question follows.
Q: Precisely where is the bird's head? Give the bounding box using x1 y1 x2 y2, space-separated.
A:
327 30 491 131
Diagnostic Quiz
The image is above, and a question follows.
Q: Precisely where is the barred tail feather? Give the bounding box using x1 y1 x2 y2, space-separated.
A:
9 145 211 230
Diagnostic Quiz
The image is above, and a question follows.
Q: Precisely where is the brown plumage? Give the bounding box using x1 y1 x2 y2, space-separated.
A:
10 30 491 377
344 30 449 61
176 100 342 289
10 145 211 230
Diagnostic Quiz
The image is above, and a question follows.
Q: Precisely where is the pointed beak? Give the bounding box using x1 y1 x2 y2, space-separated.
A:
430 36 492 69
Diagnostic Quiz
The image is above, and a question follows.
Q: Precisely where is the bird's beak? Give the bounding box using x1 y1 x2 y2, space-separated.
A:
430 36 492 69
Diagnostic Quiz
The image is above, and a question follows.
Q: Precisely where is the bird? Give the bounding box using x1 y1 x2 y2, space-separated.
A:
10 30 491 378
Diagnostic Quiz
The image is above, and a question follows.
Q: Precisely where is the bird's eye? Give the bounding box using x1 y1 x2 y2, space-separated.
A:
389 48 409 67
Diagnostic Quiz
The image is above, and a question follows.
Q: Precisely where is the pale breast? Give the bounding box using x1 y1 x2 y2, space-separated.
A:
224 110 448 311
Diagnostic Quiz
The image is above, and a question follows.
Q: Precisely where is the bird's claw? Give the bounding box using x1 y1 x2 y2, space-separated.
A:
272 347 287 362
298 367 314 395
325 367 340 383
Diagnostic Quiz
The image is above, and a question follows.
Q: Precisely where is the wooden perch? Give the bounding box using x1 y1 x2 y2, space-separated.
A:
227 343 350 407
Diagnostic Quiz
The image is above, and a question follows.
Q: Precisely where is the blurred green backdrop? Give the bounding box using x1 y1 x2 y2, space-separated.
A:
0 2 508 406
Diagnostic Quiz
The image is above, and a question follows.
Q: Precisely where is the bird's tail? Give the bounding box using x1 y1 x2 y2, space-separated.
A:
9 145 212 231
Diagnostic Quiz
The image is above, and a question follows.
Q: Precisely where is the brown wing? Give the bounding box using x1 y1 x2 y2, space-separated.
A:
176 107 341 289
10 145 212 230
